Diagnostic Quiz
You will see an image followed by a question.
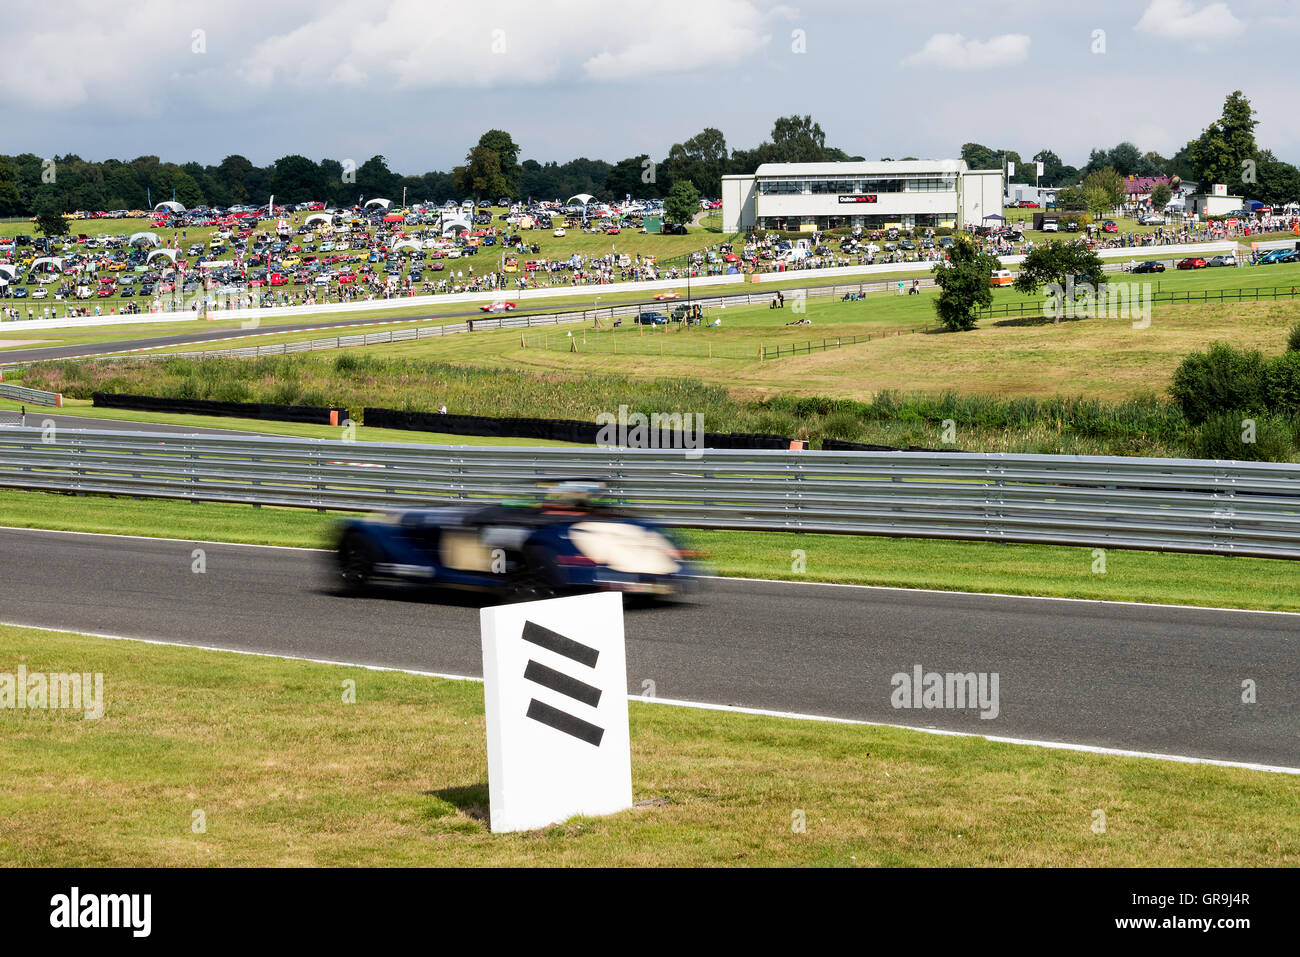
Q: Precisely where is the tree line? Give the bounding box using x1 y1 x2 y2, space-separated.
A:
0 114 860 219
5 95 1297 221
961 91 1300 207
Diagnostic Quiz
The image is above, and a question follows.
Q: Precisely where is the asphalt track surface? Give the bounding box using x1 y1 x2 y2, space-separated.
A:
1 527 1295 768
0 276 847 364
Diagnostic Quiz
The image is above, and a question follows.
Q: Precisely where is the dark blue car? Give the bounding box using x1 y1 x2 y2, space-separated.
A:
333 484 697 600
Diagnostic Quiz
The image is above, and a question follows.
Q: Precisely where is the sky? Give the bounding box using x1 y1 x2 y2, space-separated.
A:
2 0 1297 173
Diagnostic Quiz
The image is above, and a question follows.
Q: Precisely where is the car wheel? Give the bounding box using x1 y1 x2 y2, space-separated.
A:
512 547 558 602
338 535 378 594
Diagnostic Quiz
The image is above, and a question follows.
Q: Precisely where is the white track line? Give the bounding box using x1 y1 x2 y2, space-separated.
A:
2 620 1295 776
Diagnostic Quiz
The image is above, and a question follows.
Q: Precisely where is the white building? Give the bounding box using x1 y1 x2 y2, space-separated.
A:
722 160 1003 233
1188 183 1245 218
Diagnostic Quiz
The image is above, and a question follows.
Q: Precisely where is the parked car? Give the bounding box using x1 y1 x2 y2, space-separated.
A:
1177 257 1207 269
635 312 667 325
1206 254 1237 267
989 269 1014 287
1131 260 1166 274
1101 220 1118 233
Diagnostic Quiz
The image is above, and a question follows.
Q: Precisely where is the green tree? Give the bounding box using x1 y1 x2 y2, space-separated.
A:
0 157 22 215
663 127 728 197
1013 240 1105 322
770 115 826 164
452 147 507 200
476 130 521 197
1054 185 1087 210
270 154 325 203
1249 151 1300 206
664 179 699 226
1106 142 1142 176
33 194 68 238
1150 182 1173 209
1082 166 1124 211
929 235 1002 332
1186 90 1258 189
604 154 660 199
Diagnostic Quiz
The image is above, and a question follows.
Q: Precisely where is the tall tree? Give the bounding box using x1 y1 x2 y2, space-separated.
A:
452 147 507 200
664 179 699 226
930 235 1002 332
663 127 728 197
770 115 826 163
270 154 325 203
1186 90 1258 189
476 129 521 197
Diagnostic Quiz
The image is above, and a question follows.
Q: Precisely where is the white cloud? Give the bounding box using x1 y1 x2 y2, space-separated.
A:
902 33 1030 70
1135 0 1245 41
238 0 777 91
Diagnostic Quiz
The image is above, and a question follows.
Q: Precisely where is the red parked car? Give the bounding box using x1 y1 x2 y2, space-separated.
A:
1177 257 1207 269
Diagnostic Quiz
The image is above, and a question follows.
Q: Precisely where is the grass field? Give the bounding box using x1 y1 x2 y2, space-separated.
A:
1 488 1296 611
1 622 1295 866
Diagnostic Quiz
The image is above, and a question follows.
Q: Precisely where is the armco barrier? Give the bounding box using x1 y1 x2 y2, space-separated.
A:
91 392 349 425
0 382 62 407
0 428 1297 559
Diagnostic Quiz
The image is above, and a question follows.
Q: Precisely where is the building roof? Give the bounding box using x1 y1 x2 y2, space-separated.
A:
753 160 967 177
1124 176 1170 195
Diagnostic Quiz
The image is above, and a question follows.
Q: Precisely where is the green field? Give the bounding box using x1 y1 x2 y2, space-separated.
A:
1 622 1295 866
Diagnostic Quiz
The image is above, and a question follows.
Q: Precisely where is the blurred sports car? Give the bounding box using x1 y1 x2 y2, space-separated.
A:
333 483 697 600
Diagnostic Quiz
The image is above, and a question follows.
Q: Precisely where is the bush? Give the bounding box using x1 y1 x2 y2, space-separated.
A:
1287 322 1300 353
820 410 862 441
1265 350 1300 414
1188 411 1295 462
1170 342 1268 425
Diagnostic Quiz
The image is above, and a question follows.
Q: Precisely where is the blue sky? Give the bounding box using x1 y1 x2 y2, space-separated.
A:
3 0 1295 172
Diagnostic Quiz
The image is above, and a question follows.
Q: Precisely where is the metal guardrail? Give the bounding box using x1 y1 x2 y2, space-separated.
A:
1 428 1297 558
0 382 62 406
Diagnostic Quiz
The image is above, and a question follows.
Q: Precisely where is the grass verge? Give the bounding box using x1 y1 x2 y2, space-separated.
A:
0 489 1296 612
0 622 1295 866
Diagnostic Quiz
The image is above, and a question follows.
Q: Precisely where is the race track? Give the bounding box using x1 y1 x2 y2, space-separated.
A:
2 527 1296 768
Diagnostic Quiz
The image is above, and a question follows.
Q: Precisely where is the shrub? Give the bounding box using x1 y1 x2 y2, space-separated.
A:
1287 321 1300 353
1188 410 1295 462
1170 342 1268 425
820 410 862 441
1265 350 1300 414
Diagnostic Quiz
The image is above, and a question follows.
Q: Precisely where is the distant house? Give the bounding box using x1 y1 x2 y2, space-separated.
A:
1123 176 1170 203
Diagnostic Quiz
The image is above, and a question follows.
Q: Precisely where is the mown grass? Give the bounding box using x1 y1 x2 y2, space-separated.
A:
1 489 1296 612
0 623 1295 866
